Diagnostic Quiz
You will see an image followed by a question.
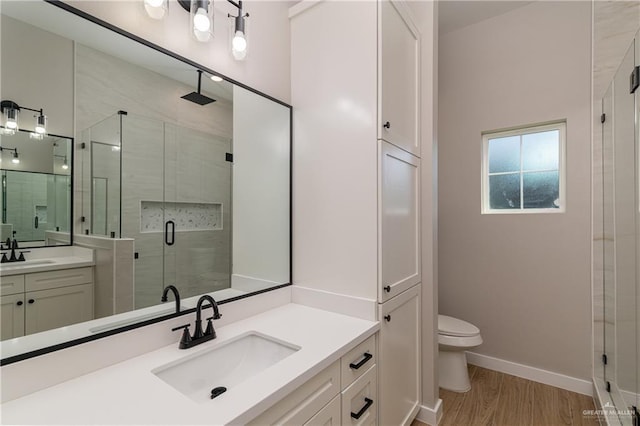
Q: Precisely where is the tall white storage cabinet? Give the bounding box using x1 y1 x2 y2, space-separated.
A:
291 1 421 425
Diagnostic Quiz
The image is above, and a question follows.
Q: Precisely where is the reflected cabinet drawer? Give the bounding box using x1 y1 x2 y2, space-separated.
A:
25 267 93 292
0 274 25 296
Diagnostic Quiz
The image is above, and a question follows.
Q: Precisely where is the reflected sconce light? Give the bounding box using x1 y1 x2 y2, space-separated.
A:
54 154 69 170
0 147 20 164
144 0 248 60
1 100 47 139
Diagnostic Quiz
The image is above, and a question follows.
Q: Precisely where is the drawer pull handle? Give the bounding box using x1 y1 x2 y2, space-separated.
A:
351 397 374 420
349 352 373 370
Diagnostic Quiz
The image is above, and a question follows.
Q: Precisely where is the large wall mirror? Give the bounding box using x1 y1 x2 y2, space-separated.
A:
0 1 291 363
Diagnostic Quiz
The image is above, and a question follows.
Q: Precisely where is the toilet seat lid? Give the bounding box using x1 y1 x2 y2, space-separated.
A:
438 315 480 337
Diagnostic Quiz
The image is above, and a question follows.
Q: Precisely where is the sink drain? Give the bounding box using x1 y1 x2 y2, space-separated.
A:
210 386 227 399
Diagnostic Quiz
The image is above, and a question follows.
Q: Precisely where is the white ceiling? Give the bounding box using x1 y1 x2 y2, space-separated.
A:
439 1 535 35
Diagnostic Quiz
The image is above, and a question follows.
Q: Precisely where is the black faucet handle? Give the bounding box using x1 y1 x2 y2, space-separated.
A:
1 252 8 263
204 317 217 338
172 324 192 349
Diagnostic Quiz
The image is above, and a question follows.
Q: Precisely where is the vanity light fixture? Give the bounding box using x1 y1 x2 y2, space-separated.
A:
144 0 168 19
54 154 69 170
144 0 248 60
1 100 48 138
228 0 248 61
0 147 20 164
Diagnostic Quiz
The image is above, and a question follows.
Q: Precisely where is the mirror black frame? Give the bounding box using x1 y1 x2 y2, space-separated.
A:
0 0 292 366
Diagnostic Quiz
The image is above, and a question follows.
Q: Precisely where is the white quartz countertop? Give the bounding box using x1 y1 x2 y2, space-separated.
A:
0 256 94 276
0 304 379 425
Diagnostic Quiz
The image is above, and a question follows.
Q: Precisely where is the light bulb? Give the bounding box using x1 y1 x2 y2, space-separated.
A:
112 145 121 152
193 7 211 32
232 31 247 60
35 114 46 134
62 162 69 170
12 152 19 164
144 0 166 19
210 75 223 82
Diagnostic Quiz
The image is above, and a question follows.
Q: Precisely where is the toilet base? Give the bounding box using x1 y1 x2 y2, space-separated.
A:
439 349 471 392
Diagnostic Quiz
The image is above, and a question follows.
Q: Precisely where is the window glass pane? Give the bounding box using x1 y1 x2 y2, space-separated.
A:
523 171 559 209
488 136 520 173
489 174 521 209
522 130 559 171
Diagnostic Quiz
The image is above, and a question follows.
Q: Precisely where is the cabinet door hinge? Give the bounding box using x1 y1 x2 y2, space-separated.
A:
601 113 606 124
602 353 608 365
631 66 640 94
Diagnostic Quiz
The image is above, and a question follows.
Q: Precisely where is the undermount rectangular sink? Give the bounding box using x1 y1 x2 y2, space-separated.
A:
152 332 300 403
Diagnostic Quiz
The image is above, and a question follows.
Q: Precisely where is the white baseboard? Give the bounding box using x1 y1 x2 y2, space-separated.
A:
291 286 377 321
620 388 639 407
466 352 593 396
415 400 443 426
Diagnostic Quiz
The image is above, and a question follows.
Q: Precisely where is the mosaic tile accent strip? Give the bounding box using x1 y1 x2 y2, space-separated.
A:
141 201 222 232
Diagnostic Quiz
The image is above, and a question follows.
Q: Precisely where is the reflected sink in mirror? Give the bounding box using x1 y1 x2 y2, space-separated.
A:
152 332 300 403
0 259 56 269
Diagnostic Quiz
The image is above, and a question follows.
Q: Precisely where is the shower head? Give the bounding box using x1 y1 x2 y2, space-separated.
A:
181 70 216 106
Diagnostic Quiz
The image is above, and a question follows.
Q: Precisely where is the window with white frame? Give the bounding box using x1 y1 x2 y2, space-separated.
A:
482 121 566 213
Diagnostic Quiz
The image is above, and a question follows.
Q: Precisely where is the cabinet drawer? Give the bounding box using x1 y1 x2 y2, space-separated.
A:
341 334 376 389
304 394 341 426
0 274 25 296
342 365 377 426
248 360 341 426
25 267 93 292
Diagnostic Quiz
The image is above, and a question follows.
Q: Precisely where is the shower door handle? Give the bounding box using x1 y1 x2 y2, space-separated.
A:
165 220 175 246
34 216 38 229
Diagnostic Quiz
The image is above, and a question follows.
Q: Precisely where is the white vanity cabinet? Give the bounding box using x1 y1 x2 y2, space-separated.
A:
249 334 378 426
0 267 94 340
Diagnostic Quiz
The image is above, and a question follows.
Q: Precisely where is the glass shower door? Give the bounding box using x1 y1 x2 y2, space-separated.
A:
162 122 232 301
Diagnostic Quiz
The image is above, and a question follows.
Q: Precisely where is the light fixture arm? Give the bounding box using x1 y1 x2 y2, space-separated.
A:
0 101 42 116
0 147 18 155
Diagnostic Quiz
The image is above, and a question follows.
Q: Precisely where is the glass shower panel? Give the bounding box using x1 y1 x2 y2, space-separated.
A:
87 114 122 237
163 122 232 300
120 114 166 310
613 41 637 417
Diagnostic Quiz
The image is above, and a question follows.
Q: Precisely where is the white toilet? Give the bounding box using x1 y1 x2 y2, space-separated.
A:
438 315 483 392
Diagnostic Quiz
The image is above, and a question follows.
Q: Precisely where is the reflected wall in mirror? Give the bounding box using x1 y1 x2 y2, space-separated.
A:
0 131 72 247
0 1 290 361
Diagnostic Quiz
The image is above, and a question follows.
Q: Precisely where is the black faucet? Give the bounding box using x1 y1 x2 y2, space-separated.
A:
161 285 181 314
1 238 27 263
171 295 222 349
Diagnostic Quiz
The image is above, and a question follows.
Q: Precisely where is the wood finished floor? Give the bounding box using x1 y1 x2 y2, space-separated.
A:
411 366 599 426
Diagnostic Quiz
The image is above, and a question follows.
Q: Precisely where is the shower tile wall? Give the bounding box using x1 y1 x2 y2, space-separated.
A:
4 172 47 241
75 44 233 311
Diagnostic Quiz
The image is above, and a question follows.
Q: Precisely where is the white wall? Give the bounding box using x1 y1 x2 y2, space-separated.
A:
67 0 292 104
0 15 74 136
438 1 592 380
232 85 290 287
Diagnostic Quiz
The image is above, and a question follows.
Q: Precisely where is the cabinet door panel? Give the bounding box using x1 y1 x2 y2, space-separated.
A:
304 395 341 426
378 285 420 426
379 0 420 156
379 141 420 303
1 293 25 340
25 283 94 335
342 365 377 426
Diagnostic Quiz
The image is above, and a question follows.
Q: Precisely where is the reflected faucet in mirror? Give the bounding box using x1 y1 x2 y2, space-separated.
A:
171 295 222 349
0 237 29 263
161 285 181 314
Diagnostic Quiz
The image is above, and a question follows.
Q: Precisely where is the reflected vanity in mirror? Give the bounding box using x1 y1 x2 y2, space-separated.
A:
0 1 291 363
0 131 72 247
